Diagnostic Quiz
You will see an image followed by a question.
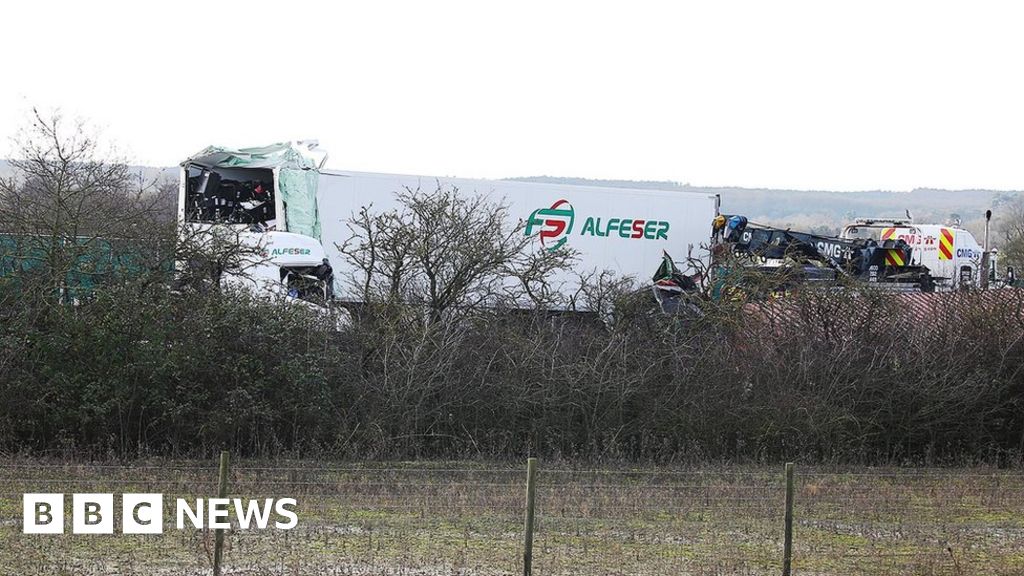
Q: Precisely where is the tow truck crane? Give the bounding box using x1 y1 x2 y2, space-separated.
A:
653 215 936 310
714 214 935 291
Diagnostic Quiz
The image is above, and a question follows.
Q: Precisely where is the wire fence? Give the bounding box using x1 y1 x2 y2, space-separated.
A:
1 459 1023 575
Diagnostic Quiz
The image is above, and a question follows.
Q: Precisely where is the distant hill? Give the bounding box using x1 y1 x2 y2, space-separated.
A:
0 159 176 184
509 176 1023 238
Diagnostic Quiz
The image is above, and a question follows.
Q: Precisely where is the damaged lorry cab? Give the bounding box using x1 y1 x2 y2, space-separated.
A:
178 142 336 307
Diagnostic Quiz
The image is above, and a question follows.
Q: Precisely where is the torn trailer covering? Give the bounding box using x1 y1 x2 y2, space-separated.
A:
183 141 326 239
652 251 702 315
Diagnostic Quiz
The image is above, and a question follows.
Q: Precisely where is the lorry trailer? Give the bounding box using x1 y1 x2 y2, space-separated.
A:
178 142 719 309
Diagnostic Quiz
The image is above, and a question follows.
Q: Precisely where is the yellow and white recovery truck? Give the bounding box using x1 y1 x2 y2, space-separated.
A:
840 214 1015 290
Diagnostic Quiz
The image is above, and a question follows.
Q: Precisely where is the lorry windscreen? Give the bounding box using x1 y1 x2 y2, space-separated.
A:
185 164 276 227
843 226 885 241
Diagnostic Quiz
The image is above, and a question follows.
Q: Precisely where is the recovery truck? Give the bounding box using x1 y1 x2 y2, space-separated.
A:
653 210 1019 311
839 216 1014 290
653 214 936 309
717 214 933 288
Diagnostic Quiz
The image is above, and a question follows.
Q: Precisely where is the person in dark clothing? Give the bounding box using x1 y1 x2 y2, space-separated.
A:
315 258 334 299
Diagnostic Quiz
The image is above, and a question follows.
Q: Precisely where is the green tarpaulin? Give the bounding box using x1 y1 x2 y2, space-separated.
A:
278 167 321 238
184 141 324 239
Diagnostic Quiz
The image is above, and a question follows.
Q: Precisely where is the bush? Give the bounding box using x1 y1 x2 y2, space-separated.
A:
2 273 1023 464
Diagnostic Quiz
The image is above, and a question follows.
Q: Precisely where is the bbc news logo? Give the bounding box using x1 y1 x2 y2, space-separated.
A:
23 493 298 534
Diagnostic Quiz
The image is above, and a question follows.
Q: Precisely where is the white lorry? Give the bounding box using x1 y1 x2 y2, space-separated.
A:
178 142 719 309
840 217 1005 289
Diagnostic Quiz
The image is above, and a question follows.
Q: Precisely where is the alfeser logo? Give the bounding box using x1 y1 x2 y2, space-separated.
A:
271 248 312 256
525 199 670 252
525 199 575 250
261 247 313 258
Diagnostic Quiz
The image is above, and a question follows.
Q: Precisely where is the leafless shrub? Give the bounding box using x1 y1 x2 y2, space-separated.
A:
996 195 1024 273
339 183 575 322
0 109 173 302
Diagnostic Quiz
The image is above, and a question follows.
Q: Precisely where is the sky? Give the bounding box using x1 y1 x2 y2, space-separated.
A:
1 0 1022 192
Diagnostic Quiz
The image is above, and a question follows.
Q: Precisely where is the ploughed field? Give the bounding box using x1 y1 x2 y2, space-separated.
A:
1 460 1023 575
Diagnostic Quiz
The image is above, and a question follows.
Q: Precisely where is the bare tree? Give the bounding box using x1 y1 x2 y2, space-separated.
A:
997 195 1024 276
339 184 575 321
0 109 168 301
172 224 270 294
573 268 637 319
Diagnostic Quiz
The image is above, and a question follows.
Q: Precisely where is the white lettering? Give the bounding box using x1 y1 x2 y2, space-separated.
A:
234 498 274 529
274 498 298 529
176 499 204 529
208 498 231 529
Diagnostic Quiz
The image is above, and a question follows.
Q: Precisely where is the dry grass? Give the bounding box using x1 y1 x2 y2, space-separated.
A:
1 460 1022 575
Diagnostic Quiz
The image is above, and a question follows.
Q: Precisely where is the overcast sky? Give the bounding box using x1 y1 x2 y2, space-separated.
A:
1 1 1022 191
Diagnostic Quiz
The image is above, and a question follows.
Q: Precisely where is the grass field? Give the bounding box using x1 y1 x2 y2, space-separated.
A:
1 460 1023 575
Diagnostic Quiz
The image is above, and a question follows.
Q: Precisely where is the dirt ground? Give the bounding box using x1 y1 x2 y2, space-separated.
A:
1 460 1022 575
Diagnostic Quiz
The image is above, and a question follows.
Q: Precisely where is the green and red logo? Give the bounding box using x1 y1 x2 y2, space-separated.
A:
525 199 575 251
525 198 671 251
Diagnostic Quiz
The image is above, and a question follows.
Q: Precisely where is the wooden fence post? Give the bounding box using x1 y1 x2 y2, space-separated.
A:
523 457 538 576
213 450 231 576
783 462 794 576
